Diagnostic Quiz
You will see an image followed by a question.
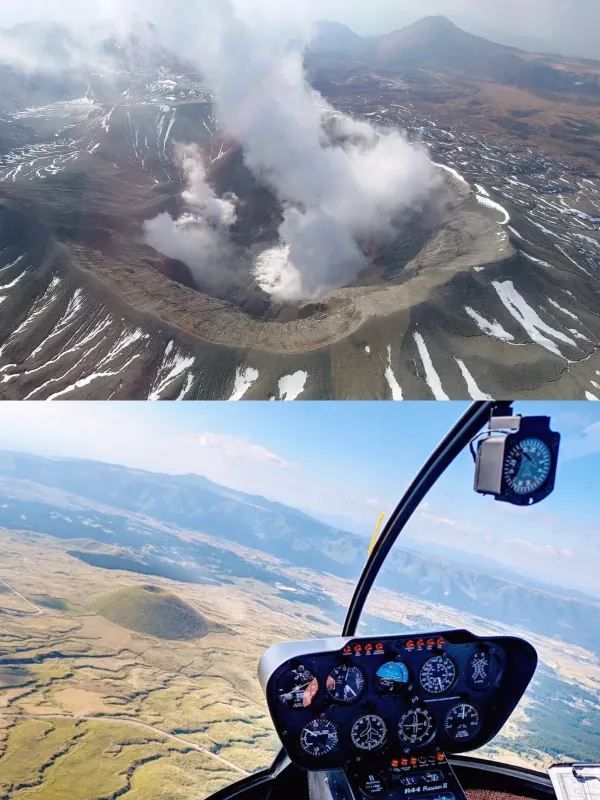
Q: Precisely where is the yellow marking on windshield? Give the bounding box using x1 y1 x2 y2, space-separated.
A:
368 513 387 556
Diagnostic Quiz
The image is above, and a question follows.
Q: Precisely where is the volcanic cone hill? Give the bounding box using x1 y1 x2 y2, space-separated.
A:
90 584 208 641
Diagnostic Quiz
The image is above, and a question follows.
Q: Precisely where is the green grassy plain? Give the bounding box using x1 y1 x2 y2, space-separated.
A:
0 530 337 799
2 528 599 798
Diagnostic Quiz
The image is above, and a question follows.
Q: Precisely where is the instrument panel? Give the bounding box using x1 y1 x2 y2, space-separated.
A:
260 629 537 774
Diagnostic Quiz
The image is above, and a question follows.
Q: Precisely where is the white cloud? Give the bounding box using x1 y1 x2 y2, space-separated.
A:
563 421 600 462
189 432 296 469
509 538 574 559
365 497 383 509
0 403 379 530
419 508 479 534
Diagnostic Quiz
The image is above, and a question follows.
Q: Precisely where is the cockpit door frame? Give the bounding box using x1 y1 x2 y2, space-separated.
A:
342 401 499 636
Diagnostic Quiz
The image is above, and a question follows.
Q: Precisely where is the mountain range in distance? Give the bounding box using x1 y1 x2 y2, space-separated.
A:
308 15 600 96
0 449 598 655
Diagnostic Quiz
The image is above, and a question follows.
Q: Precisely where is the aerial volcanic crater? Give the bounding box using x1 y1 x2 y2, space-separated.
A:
138 128 476 332
137 126 513 342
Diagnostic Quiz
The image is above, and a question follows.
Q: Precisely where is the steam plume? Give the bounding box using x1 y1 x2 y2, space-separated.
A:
143 144 240 291
167 1 441 301
1 0 442 302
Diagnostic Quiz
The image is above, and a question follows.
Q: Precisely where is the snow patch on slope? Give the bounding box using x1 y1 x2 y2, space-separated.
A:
414 332 449 401
492 281 576 358
454 358 492 400
465 307 515 343
229 366 259 401
476 194 510 225
278 371 307 401
149 341 195 400
384 346 403 400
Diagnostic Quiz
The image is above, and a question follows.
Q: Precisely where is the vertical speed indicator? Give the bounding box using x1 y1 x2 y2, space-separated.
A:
444 703 482 742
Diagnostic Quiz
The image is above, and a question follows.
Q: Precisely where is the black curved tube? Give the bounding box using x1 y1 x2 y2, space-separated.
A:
342 401 500 637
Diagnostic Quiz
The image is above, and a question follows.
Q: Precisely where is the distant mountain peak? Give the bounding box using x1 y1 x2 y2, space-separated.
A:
313 19 362 37
385 14 468 44
416 15 458 29
309 19 365 55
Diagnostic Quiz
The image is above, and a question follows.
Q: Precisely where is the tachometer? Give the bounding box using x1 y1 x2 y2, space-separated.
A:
419 655 456 694
398 707 435 746
326 664 365 704
351 714 387 751
444 703 482 742
503 437 552 496
277 664 318 709
467 648 500 690
300 717 339 757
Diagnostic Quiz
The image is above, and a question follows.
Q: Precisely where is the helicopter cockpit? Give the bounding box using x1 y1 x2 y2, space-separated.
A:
260 628 537 800
208 402 596 800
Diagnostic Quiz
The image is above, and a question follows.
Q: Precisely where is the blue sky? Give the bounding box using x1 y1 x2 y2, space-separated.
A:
0 401 598 597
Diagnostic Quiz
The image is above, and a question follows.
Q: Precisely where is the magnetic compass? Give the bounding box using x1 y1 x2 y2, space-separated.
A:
474 413 560 506
503 437 552 496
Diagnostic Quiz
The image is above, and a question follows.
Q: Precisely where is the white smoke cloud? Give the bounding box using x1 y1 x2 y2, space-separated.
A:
143 144 240 291
148 0 441 301
178 144 238 228
1 0 442 302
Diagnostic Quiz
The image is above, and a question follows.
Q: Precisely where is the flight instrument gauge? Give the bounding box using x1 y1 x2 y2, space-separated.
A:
376 660 409 694
300 717 339 757
419 655 457 694
326 665 365 704
503 437 552 496
467 648 498 690
398 707 435 746
278 665 319 709
351 714 387 751
444 703 482 742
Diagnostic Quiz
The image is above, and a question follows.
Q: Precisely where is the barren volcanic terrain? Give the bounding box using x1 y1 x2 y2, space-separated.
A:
0 18 598 399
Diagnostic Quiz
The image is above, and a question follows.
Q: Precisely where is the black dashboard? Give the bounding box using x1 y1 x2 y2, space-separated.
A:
260 629 537 785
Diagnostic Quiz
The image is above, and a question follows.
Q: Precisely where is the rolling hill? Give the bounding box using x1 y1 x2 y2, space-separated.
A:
90 584 208 640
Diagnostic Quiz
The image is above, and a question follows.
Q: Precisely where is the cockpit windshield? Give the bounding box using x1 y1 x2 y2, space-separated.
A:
0 401 598 800
360 402 599 771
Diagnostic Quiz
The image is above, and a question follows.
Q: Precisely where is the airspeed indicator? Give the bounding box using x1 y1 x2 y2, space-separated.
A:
326 665 365 704
419 655 456 694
